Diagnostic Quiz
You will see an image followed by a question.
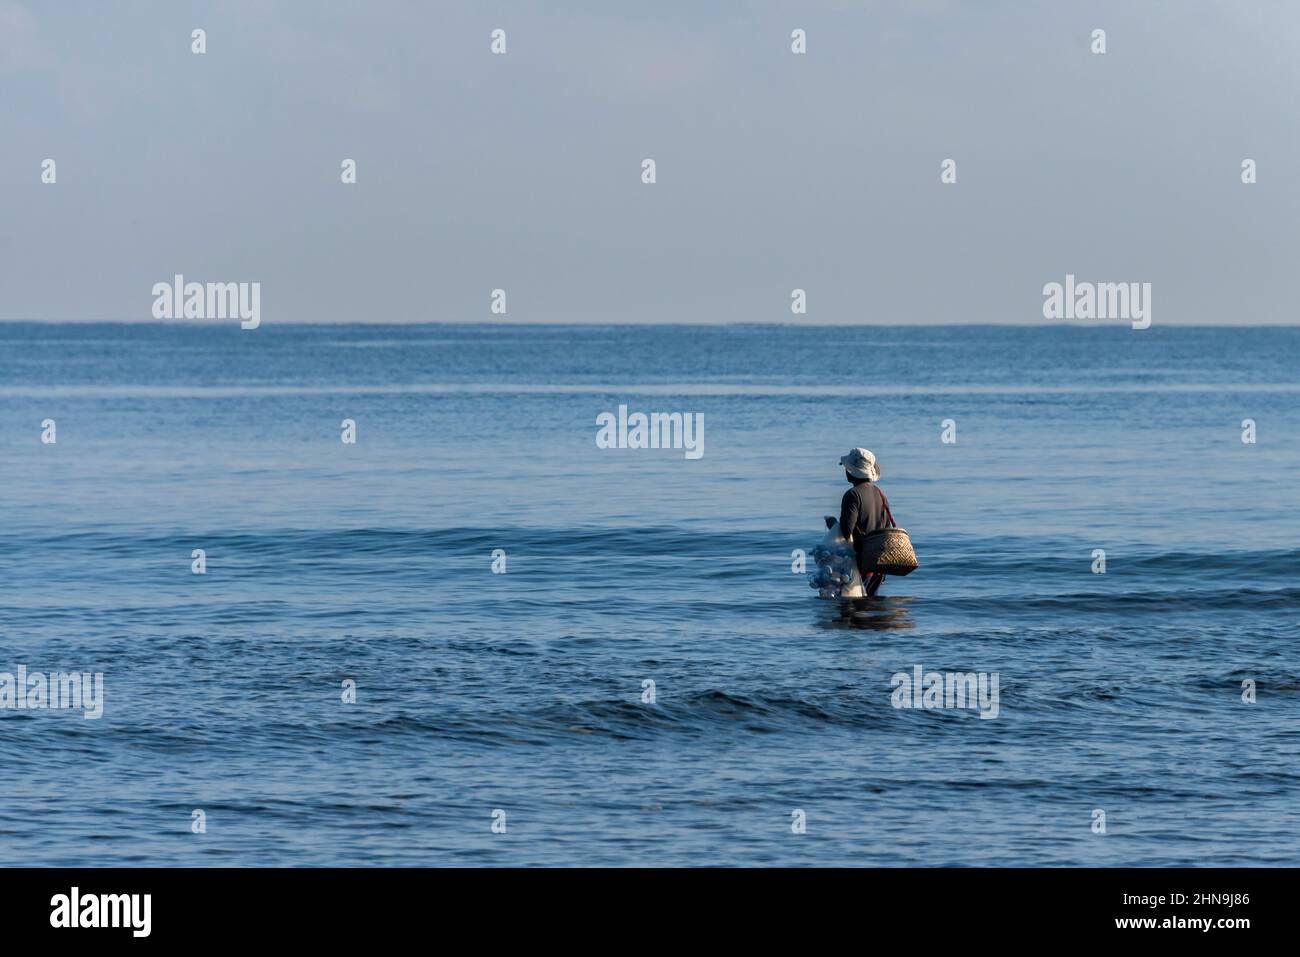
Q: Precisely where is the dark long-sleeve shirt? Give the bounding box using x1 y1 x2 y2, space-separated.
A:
839 481 892 571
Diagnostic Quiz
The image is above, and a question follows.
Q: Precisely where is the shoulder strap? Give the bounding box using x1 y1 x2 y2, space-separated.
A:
878 487 897 528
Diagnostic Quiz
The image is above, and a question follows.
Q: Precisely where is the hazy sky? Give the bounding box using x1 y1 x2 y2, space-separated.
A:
2 0 1297 324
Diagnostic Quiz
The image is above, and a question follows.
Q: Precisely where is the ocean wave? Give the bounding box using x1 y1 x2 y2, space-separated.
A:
5 382 1300 399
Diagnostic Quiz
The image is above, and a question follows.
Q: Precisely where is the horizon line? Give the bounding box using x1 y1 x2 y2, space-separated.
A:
0 319 1293 330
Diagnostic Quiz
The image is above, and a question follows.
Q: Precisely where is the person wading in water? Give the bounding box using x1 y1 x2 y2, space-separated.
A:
837 447 897 598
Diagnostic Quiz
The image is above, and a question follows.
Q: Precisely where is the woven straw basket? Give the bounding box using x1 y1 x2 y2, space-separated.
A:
859 527 919 576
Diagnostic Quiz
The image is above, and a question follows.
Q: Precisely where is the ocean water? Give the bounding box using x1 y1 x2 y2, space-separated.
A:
1 322 1298 866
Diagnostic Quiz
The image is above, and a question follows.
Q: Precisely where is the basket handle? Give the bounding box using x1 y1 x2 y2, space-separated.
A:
880 489 897 529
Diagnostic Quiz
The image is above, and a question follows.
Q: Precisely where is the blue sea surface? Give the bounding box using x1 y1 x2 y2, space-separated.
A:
1 322 1297 866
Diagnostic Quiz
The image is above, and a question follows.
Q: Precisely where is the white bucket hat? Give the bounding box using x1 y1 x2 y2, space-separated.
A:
839 447 881 481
